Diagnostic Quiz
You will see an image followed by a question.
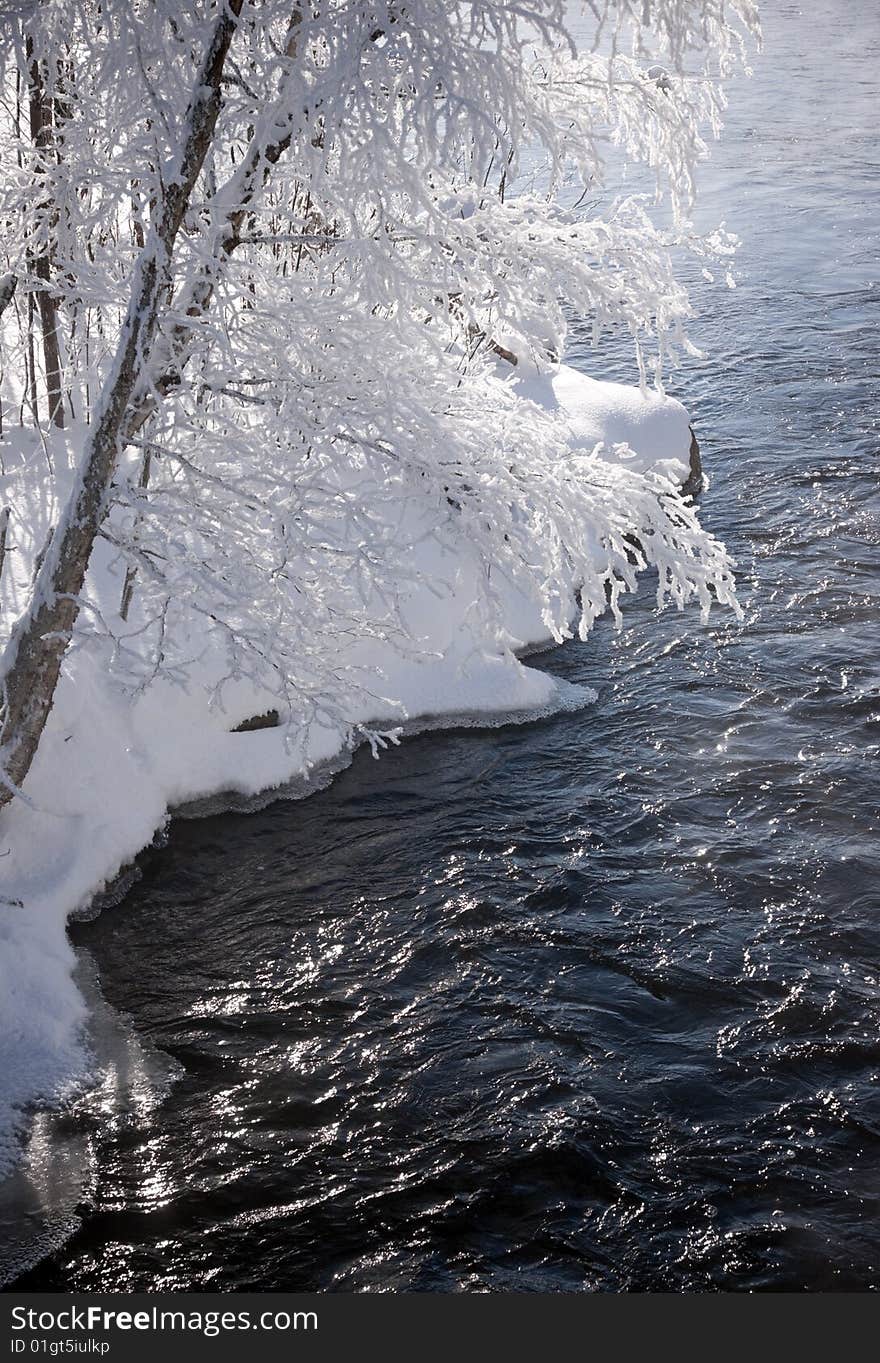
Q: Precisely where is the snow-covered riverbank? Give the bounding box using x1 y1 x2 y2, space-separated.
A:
0 362 700 1177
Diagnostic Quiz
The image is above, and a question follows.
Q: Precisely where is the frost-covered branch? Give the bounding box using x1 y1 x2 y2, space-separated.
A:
0 1 758 810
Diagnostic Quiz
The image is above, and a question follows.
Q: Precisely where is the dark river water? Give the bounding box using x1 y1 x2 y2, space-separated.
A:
8 0 880 1291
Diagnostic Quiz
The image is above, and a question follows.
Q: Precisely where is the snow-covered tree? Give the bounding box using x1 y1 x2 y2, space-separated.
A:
0 0 758 809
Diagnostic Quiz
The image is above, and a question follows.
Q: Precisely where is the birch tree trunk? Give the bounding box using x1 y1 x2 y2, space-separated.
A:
125 7 304 443
119 7 304 618
0 0 245 810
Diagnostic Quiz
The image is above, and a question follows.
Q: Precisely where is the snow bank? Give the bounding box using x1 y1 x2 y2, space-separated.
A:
0 363 694 1179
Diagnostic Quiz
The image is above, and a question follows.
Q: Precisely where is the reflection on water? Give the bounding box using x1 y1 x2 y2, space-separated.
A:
7 0 880 1291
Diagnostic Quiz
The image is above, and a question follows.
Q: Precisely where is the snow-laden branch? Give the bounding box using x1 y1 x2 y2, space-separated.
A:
0 0 759 810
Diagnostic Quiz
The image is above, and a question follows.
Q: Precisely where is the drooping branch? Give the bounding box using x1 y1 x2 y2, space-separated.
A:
0 0 246 809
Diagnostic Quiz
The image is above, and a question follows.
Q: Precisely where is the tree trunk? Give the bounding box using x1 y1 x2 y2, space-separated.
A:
0 0 245 810
0 509 9 586
0 276 16 438
26 40 65 430
119 7 304 617
25 292 39 426
13 67 39 426
125 7 304 443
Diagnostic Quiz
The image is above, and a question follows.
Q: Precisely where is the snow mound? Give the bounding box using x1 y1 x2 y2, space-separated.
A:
516 362 693 484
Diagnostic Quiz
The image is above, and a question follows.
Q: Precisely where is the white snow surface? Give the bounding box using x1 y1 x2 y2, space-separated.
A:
0 363 693 1176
